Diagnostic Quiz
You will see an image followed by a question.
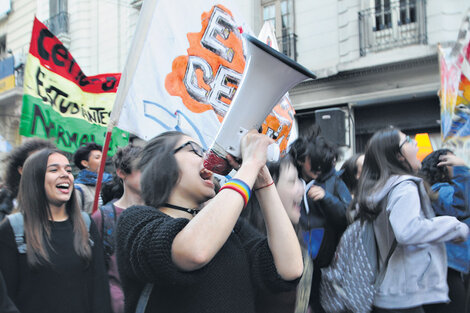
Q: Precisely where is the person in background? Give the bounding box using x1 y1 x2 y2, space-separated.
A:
0 138 55 220
242 154 307 313
101 174 124 206
355 128 469 313
0 149 111 313
116 130 303 313
73 142 112 213
420 149 470 312
339 153 365 197
289 135 351 313
92 145 144 313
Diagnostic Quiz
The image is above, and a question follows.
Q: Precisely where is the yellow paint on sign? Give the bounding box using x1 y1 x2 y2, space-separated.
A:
415 133 433 161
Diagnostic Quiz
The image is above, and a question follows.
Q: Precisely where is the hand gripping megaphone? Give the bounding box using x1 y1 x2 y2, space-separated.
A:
203 34 316 175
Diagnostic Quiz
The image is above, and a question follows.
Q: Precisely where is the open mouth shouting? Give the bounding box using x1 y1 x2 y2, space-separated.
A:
200 167 214 189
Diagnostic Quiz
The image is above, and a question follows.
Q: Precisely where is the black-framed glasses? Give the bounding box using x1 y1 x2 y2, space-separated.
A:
399 135 413 150
173 141 205 158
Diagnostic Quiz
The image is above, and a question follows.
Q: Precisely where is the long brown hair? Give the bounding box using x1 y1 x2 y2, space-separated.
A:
355 128 416 221
17 149 92 266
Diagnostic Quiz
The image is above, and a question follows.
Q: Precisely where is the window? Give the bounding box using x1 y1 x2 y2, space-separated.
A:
261 0 297 60
281 0 289 35
263 4 275 29
399 0 416 25
0 35 6 57
359 0 426 56
50 0 67 16
46 0 69 35
374 0 391 31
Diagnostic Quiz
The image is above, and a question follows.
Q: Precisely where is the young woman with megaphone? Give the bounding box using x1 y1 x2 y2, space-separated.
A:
115 129 303 313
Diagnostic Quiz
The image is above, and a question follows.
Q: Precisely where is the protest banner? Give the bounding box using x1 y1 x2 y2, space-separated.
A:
110 0 297 155
439 8 470 163
257 21 296 154
20 18 129 155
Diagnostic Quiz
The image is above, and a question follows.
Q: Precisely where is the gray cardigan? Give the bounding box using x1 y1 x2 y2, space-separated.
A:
369 176 468 309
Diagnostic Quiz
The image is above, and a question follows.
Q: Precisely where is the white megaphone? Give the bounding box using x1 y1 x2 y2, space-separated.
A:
203 33 316 175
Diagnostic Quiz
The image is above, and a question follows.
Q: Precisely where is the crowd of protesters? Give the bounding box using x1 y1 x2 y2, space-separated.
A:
0 125 469 313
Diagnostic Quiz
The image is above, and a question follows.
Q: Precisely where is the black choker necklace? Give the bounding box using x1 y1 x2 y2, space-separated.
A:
163 203 199 216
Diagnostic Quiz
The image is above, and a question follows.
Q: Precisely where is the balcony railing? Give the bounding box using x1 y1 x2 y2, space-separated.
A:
45 11 70 36
358 0 426 56
279 32 297 61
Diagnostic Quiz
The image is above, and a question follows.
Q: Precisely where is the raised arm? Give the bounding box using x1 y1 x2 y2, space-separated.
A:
171 131 273 271
255 166 303 281
388 181 469 245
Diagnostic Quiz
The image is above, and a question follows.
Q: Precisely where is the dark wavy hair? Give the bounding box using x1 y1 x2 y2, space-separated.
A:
419 149 453 185
340 153 364 195
138 131 183 208
101 145 143 204
289 135 338 181
73 142 103 170
18 149 91 266
307 136 338 177
355 127 416 221
3 138 55 198
288 136 309 177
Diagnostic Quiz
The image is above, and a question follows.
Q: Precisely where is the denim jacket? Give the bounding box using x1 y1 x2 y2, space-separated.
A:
431 166 470 273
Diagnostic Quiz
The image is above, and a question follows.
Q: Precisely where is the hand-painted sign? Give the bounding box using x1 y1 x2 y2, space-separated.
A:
439 9 470 160
114 1 298 156
20 18 128 154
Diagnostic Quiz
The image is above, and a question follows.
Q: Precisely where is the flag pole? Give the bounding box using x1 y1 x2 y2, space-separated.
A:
91 125 113 214
91 0 158 214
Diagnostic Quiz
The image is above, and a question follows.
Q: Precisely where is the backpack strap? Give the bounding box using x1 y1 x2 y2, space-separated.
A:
99 201 117 266
374 238 397 287
7 213 26 254
7 212 92 254
75 184 86 209
135 283 154 313
81 211 91 231
80 211 94 247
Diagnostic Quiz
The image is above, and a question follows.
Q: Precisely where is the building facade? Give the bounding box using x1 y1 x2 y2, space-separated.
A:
251 0 467 158
0 0 467 168
0 0 141 170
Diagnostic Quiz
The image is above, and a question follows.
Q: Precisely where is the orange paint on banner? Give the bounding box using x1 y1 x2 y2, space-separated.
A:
165 5 245 121
261 96 295 154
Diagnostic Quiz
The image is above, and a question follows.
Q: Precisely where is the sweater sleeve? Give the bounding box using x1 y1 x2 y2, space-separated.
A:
387 181 467 245
432 166 470 219
234 219 300 293
116 206 209 287
89 220 112 313
0 220 19 302
317 178 351 230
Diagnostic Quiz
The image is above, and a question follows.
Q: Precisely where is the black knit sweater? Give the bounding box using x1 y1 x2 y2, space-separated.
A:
116 205 299 313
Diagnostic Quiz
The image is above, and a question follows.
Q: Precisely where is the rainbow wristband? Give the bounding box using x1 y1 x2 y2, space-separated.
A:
220 178 251 207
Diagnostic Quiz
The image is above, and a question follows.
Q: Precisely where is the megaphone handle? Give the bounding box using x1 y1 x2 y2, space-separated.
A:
266 143 280 162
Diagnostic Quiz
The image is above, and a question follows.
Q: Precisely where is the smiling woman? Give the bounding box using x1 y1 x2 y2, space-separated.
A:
0 149 111 313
